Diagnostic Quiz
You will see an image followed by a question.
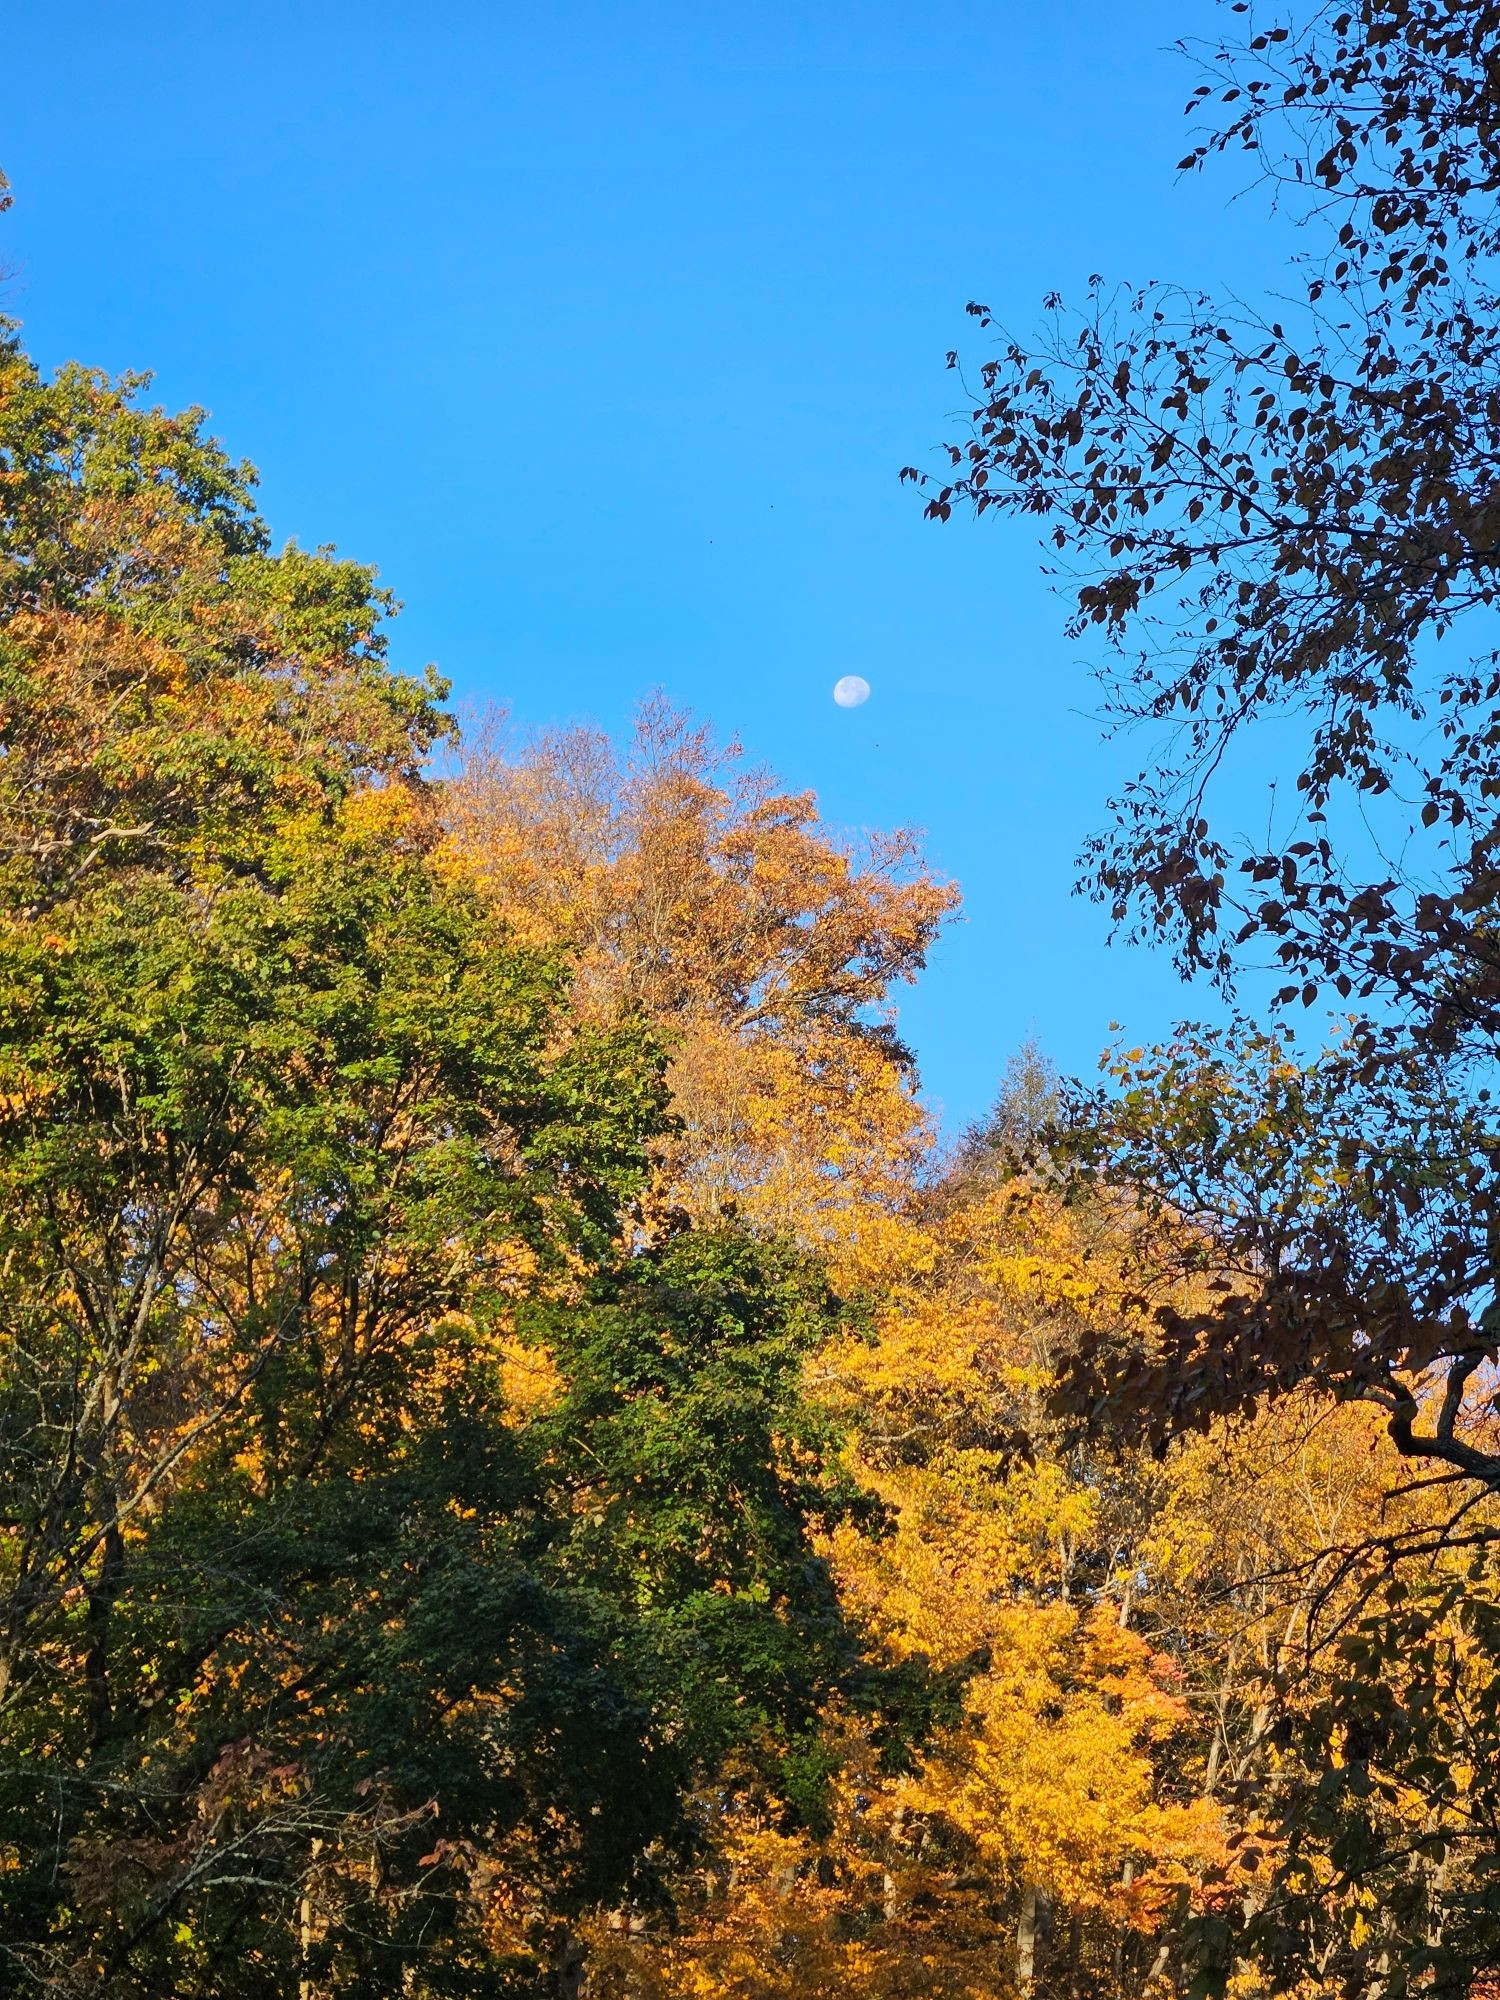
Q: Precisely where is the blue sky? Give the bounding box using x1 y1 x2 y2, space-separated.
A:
4 1 1289 1132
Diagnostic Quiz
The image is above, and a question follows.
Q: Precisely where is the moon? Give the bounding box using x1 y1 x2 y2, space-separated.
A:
832 675 871 708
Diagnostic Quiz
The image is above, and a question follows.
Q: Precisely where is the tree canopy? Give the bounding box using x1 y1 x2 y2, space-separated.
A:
11 8 1500 1991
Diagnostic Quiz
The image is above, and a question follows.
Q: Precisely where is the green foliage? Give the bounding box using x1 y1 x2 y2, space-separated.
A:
534 1227 860 1780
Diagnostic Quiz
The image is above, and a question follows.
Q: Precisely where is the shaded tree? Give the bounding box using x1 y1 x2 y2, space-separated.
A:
905 0 1500 1507
905 2 1500 1988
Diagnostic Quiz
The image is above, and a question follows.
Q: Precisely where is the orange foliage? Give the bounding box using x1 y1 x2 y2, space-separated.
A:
442 698 957 1283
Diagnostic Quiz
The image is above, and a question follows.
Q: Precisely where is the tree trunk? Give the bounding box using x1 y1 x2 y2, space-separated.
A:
556 1934 587 2000
1114 1858 1135 1980
1016 1882 1039 1994
298 1837 324 2000
84 1517 125 1744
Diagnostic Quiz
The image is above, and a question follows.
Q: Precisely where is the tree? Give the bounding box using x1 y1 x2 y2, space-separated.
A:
904 3 1500 1986
902 0 1500 1496
443 699 957 1285
953 1037 1061 1183
1053 1021 1500 1499
0 323 658 1994
909 1 1500 1025
901 0 1500 1599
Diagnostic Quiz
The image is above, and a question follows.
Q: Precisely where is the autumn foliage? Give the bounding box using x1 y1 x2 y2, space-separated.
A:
10 3 1500 1989
0 326 1287 2000
0 326 1492 1999
443 703 954 1280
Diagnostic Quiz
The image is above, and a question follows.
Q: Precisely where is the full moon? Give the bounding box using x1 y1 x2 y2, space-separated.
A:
832 675 871 708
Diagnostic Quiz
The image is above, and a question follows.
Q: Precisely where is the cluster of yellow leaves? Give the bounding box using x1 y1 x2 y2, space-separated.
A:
824 1184 1232 1972
586 1722 1017 2000
909 1605 1220 1921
